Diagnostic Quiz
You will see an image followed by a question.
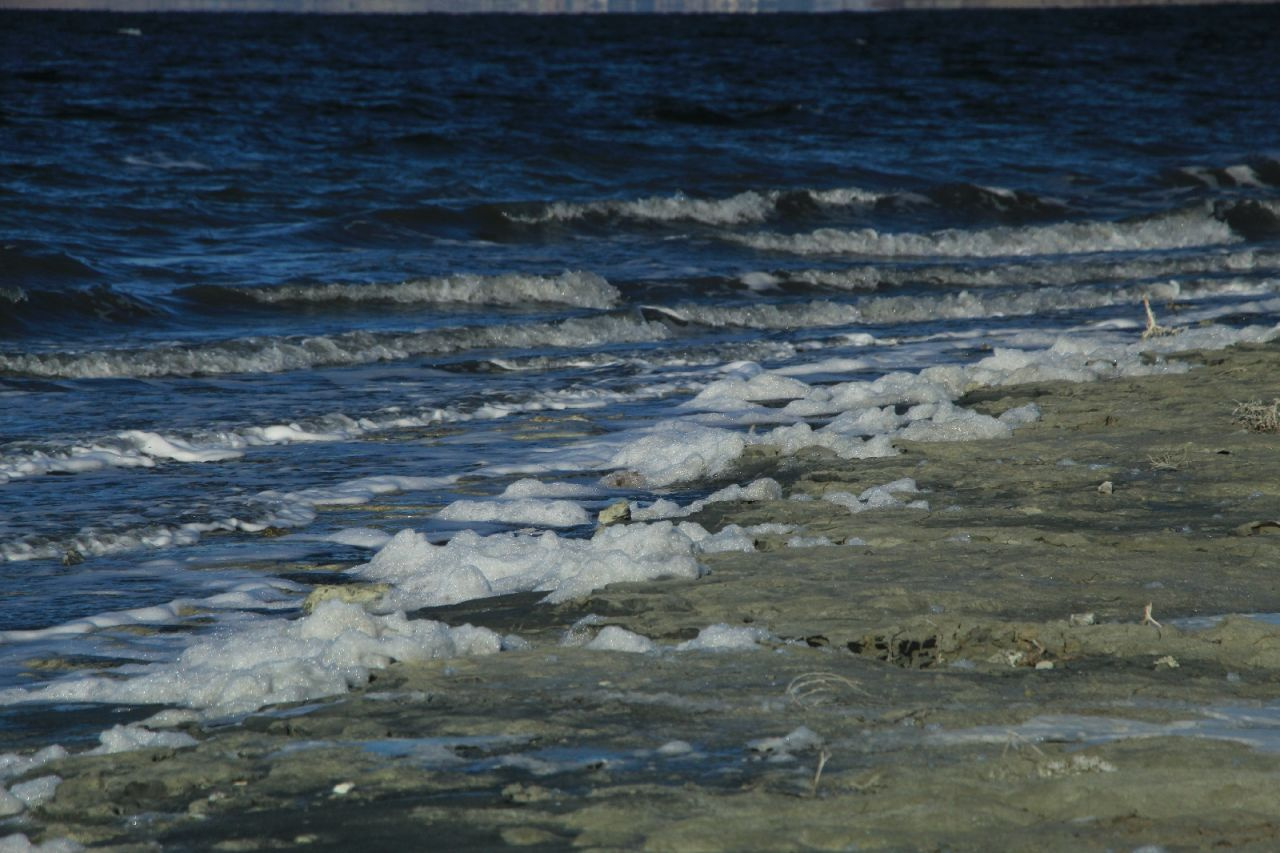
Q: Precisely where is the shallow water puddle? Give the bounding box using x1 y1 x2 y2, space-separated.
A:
931 706 1280 752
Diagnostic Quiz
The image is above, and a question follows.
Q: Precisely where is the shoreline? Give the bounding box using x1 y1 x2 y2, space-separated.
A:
11 338 1280 849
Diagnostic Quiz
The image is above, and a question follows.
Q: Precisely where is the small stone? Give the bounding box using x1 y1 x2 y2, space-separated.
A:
501 827 559 846
302 584 389 615
597 499 632 527
600 470 647 489
331 782 355 796
1097 480 1114 495
1154 655 1180 670
502 782 556 804
1068 612 1096 627
1034 660 1054 670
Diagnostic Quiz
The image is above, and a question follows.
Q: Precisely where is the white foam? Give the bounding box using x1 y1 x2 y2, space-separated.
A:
647 300 862 330
775 248 1280 297
355 521 704 609
0 580 299 643
678 522 757 554
0 835 83 853
114 431 243 463
499 479 604 499
896 401 1016 443
680 370 812 412
88 725 197 755
605 421 746 488
584 626 657 654
0 746 67 784
0 601 502 716
786 534 833 548
733 206 1239 258
514 185 881 227
3 474 458 564
823 478 929 514
631 477 782 521
656 739 695 756
0 790 24 819
236 270 620 309
752 422 900 461
435 498 590 528
0 429 243 485
747 726 824 758
675 623 776 652
820 278 1275 328
0 314 669 379
293 527 394 550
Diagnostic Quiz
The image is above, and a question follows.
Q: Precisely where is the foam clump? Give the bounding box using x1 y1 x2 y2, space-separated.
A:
0 834 83 853
0 775 62 819
746 523 796 535
824 478 928 514
897 401 1014 443
89 725 196 756
435 498 590 528
782 369 957 419
356 521 703 609
676 623 777 652
786 534 834 548
499 479 603 499
584 626 657 654
655 739 695 756
0 601 501 716
0 746 67 784
308 527 394 549
605 421 746 487
747 726 825 758
114 430 242 463
631 477 782 521
681 369 812 412
750 423 899 461
677 522 757 554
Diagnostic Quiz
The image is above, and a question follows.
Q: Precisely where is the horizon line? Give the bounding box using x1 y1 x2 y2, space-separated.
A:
1 0 1273 13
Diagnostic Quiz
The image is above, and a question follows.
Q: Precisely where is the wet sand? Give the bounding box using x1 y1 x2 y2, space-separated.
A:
16 340 1280 851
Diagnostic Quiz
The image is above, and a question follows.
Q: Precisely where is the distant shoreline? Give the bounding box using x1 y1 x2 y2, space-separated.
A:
2 0 1274 14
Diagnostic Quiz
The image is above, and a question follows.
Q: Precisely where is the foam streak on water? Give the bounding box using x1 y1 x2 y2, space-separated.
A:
1 7 1279 748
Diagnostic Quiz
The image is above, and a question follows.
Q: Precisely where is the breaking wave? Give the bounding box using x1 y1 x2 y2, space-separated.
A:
185 270 620 311
763 247 1280 293
1170 157 1280 190
509 186 883 227
0 314 670 379
731 206 1241 258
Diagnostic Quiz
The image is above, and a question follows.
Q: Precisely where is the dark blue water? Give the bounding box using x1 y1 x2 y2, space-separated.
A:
0 7 1279 716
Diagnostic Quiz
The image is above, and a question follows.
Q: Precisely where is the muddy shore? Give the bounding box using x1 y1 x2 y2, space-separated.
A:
12 340 1280 851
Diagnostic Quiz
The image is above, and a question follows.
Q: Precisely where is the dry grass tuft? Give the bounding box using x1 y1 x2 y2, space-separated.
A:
1148 446 1190 471
1233 399 1280 433
785 671 869 707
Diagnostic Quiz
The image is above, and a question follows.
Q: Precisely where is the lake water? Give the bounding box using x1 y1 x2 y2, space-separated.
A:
1 6 1279 741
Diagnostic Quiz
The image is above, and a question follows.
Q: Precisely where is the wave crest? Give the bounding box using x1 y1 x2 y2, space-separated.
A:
199 270 620 310
731 207 1240 259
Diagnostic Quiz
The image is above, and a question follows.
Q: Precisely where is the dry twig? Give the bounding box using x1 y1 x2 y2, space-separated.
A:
1141 296 1179 340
